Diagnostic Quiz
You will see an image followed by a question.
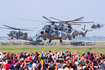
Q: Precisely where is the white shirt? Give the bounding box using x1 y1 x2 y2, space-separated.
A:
32 63 37 69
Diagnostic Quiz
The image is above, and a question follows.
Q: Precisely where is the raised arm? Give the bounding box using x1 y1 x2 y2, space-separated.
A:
1 60 4 68
23 60 26 69
91 48 93 53
98 59 105 65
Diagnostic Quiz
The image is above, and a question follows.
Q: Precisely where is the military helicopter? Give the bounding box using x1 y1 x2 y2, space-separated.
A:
91 24 105 29
40 16 93 43
58 24 92 39
1 25 35 41
20 16 94 43
40 24 75 43
49 17 93 37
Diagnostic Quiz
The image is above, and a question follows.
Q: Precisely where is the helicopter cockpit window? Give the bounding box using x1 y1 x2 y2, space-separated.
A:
45 28 50 33
65 28 67 31
59 27 63 31
42 27 46 30
19 34 22 36
13 32 16 34
10 31 13 34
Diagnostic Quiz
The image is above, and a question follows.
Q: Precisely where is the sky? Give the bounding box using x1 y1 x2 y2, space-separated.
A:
0 0 105 37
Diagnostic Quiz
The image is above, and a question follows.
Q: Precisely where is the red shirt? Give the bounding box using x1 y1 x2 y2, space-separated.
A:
5 63 11 70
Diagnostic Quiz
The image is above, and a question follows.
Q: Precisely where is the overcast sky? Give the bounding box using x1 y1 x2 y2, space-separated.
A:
0 0 105 37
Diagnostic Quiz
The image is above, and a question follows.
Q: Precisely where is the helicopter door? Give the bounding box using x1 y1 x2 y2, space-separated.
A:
23 33 28 40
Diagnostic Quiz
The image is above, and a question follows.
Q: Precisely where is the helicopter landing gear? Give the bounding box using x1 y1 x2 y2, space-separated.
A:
49 39 52 43
11 37 13 39
59 39 62 43
43 36 47 40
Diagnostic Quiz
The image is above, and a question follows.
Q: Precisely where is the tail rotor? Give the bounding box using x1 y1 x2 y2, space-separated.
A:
81 24 92 37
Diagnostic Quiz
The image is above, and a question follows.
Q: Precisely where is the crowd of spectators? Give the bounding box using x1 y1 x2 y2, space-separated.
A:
0 48 105 70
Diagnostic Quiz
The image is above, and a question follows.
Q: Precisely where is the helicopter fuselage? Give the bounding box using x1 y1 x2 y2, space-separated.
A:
7 31 28 40
40 25 72 40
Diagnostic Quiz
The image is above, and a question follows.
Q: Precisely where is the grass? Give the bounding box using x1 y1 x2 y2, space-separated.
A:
0 41 105 56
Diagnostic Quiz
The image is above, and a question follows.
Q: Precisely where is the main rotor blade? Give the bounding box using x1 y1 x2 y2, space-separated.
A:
67 23 81 25
63 17 84 23
26 27 38 29
73 17 84 21
4 25 18 30
42 16 52 22
4 25 25 30
50 17 62 21
0 27 12 29
49 17 84 24
19 18 47 22
72 22 94 23
50 17 84 23
19 29 34 31
1 27 21 30
4 25 34 31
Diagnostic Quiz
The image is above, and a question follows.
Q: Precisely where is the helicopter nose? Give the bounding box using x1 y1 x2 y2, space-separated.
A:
7 32 12 36
40 31 44 34
7 32 10 35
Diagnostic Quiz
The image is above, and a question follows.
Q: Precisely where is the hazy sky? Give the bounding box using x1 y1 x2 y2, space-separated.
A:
0 0 105 37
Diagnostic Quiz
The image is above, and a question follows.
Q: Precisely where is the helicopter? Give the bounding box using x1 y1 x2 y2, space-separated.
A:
1 25 34 41
40 16 93 43
40 24 74 43
91 24 105 29
48 17 93 37
20 16 94 43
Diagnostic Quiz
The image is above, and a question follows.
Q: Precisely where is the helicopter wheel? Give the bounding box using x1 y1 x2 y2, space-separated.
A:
49 39 52 43
59 39 62 43
44 38 46 40
11 37 13 39
73 36 75 38
44 37 46 40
